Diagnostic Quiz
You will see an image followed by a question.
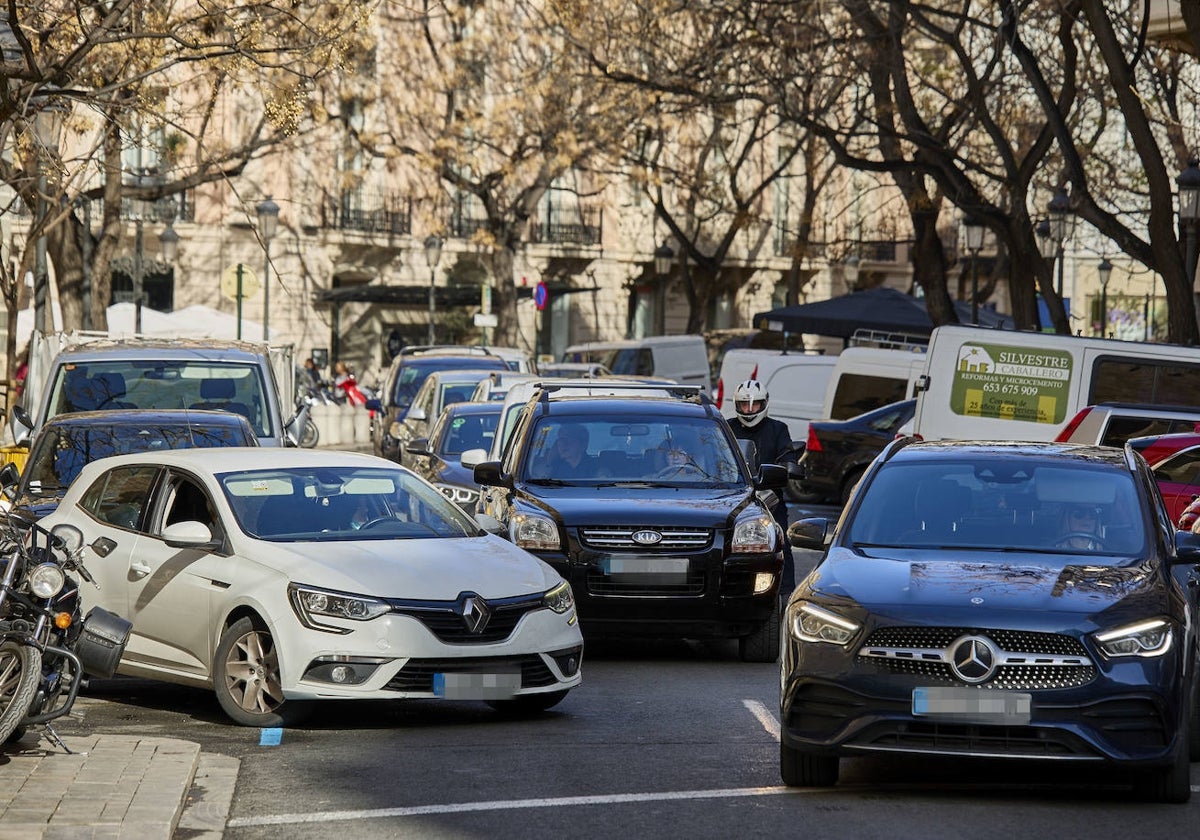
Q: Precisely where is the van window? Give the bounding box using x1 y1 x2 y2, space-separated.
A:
603 348 654 377
828 374 908 420
1090 358 1200 407
1100 417 1200 448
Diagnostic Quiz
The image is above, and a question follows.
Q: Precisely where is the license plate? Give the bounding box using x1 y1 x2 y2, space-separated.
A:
601 557 689 576
432 671 520 700
912 687 1032 724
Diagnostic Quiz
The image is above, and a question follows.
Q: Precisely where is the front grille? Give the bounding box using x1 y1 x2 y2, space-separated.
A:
853 722 1099 758
579 525 712 551
858 626 1095 690
586 566 706 596
384 655 557 692
387 593 544 644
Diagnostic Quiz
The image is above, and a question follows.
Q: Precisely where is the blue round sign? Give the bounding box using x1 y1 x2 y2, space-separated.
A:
534 281 548 311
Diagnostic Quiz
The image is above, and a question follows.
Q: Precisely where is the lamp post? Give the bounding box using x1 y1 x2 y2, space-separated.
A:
256 196 279 342
1047 187 1074 315
962 216 985 324
654 243 674 335
1177 159 1200 295
424 235 443 345
29 93 66 335
1097 257 1113 337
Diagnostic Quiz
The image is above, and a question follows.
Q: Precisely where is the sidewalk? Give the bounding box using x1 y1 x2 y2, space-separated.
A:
0 731 237 839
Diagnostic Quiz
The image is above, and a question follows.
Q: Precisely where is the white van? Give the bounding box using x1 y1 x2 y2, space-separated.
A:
912 324 1200 442
560 335 710 392
716 348 837 442
820 346 928 420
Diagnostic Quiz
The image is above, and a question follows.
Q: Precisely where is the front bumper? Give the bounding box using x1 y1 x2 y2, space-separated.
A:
278 601 583 701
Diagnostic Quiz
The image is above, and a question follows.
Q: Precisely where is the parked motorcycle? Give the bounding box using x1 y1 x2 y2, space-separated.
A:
0 509 132 748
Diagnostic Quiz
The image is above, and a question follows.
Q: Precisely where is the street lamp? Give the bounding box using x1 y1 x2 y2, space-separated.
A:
654 243 674 277
1097 257 1113 337
1047 187 1074 310
424 235 443 345
28 91 67 335
1177 159 1200 294
158 196 179 264
962 216 985 324
256 196 279 342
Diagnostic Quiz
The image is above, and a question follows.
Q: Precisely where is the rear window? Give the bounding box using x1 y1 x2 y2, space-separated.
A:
1091 358 1200 407
1100 415 1200 447
828 374 908 420
392 357 506 410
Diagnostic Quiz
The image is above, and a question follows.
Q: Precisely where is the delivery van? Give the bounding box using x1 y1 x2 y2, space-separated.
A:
716 348 837 442
820 345 928 420
911 324 1200 442
560 335 710 392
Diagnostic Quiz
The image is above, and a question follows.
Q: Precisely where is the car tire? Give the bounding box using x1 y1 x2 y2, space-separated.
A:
1190 673 1200 762
780 742 839 787
839 468 865 507
214 617 309 728
0 642 41 746
739 600 781 663
486 689 569 715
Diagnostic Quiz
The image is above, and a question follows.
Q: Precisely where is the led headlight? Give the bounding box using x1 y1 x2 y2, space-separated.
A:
732 514 775 553
791 601 860 645
542 581 575 614
1093 618 1173 658
29 563 66 599
288 583 390 633
512 512 560 550
437 483 478 506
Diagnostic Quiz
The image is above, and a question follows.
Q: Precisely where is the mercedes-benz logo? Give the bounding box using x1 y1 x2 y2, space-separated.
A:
632 529 663 545
455 593 491 634
948 635 998 684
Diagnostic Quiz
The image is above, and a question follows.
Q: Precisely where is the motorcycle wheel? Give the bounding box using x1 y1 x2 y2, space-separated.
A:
300 417 319 448
0 641 41 745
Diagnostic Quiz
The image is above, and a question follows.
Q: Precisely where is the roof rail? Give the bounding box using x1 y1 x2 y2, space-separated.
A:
848 329 928 352
400 344 499 357
534 381 710 405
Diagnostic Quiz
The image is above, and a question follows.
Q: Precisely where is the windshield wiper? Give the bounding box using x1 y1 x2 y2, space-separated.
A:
525 478 569 486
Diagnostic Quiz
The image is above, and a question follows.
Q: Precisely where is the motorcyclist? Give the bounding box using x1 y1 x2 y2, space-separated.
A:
727 379 798 596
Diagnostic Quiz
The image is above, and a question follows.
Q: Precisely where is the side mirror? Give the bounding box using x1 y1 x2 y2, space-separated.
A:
737 439 760 472
474 512 506 535
460 447 488 469
408 406 427 423
1174 529 1200 562
162 520 220 549
756 463 788 491
10 405 32 447
473 460 512 489
0 461 19 490
788 517 830 550
406 438 431 456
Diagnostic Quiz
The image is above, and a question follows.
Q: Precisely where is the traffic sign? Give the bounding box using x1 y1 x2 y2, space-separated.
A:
534 281 548 311
221 263 259 301
474 313 498 328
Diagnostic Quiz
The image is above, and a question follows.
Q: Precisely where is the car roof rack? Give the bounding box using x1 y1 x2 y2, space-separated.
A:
400 344 500 357
847 329 928 352
534 381 711 406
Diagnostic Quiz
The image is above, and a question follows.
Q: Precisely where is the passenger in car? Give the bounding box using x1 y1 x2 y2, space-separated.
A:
538 424 606 478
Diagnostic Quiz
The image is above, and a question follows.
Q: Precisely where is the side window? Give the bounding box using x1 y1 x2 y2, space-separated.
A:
1152 449 1200 485
829 375 907 420
78 466 159 531
161 475 218 533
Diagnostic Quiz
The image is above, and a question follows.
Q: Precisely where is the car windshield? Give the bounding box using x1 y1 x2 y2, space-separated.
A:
392 358 505 412
220 466 482 541
438 411 500 457
23 422 253 496
845 457 1147 556
521 415 744 486
47 361 271 436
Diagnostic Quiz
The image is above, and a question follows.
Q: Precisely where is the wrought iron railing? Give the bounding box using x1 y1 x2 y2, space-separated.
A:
322 192 412 235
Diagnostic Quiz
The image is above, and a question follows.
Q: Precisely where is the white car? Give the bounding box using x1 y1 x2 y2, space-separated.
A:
39 448 582 726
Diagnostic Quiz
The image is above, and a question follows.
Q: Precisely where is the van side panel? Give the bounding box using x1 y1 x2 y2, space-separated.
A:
717 349 835 441
820 348 927 420
912 325 1200 442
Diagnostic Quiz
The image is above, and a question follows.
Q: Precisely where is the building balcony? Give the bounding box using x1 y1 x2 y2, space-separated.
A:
321 192 412 236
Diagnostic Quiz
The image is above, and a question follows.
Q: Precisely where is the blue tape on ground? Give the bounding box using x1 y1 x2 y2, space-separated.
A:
259 727 283 746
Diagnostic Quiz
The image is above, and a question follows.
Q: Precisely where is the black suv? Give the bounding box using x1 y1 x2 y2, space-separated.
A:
372 346 508 462
473 382 788 662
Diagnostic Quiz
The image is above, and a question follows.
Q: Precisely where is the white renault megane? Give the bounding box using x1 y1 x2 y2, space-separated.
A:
37 448 582 726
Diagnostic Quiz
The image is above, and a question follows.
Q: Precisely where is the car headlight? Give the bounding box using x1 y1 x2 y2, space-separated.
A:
29 563 66 599
1093 618 1173 658
790 601 860 645
732 514 775 553
436 483 478 506
542 581 575 614
289 583 390 633
512 512 560 550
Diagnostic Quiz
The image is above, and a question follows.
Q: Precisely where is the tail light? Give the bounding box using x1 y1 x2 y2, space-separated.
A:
1055 407 1093 442
806 426 823 453
716 378 724 408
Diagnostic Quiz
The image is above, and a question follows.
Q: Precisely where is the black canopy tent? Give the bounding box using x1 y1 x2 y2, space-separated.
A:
752 287 1012 341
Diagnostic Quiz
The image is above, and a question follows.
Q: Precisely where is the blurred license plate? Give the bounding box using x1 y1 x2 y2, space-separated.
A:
602 557 689 576
912 687 1031 724
433 671 520 700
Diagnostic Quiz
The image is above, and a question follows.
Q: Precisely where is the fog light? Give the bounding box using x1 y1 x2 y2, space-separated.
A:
753 572 775 594
301 657 388 685
330 665 355 683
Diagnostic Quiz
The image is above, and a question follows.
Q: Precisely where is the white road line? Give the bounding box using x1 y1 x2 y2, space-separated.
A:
743 698 780 739
225 786 804 827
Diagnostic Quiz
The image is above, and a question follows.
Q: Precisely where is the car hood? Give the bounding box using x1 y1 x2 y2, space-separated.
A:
516 485 756 526
248 533 561 600
809 547 1163 618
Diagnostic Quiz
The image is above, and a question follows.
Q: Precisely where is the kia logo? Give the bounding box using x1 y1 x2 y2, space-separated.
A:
632 530 663 545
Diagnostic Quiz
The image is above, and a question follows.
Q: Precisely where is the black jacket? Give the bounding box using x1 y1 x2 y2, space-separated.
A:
728 416 797 468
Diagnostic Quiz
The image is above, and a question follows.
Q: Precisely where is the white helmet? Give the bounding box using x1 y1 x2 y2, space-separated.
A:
734 379 769 427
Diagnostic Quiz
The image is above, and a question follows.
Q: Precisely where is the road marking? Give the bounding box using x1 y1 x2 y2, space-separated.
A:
226 786 805 827
743 698 780 738
259 728 283 746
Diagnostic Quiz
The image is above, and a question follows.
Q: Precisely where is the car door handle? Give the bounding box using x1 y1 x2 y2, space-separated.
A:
130 561 152 578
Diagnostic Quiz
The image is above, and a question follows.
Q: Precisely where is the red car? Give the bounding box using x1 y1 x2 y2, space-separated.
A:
1128 432 1200 467
1142 440 1200 527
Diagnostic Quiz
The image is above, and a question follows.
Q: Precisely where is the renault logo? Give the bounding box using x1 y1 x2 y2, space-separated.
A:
632 530 663 545
455 593 492 634
948 635 998 684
